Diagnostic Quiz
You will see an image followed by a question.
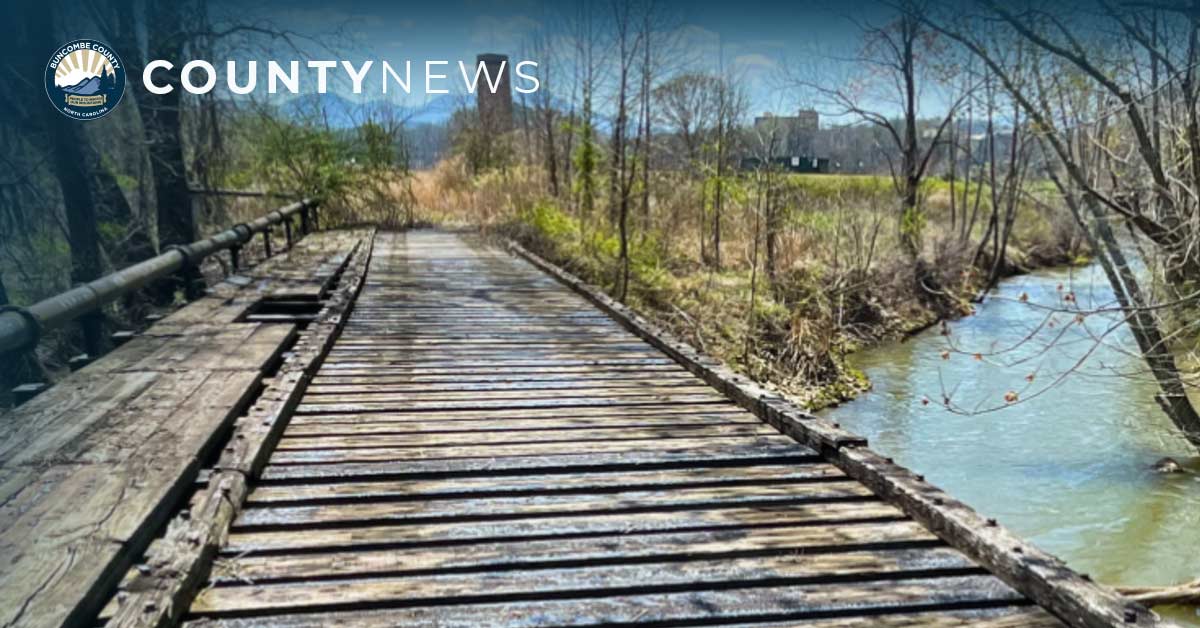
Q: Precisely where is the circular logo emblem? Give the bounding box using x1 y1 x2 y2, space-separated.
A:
44 39 126 121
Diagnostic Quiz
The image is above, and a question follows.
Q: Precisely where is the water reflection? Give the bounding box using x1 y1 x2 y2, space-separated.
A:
822 262 1200 623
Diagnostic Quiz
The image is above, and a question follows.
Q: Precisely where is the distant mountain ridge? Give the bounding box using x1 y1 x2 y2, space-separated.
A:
280 93 464 128
278 92 576 129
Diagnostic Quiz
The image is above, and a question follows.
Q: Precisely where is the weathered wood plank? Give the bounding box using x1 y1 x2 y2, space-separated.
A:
265 433 804 464
233 481 876 529
281 413 761 436
315 357 678 370
245 462 847 505
211 520 945 585
274 423 780 450
185 605 1060 628
307 371 700 386
305 377 709 391
292 394 730 414
256 444 832 481
189 574 1023 621
224 501 910 555
287 403 747 425
296 384 719 404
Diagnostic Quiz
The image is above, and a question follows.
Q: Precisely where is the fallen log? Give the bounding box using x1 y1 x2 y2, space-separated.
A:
1118 580 1200 607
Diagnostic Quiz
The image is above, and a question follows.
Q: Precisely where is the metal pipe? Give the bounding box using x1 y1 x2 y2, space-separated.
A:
0 198 318 354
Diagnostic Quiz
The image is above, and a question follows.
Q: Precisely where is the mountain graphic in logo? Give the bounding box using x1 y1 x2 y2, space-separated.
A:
44 40 126 120
61 75 104 95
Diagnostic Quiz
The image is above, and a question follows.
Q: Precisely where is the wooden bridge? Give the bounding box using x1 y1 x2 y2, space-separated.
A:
0 221 1174 627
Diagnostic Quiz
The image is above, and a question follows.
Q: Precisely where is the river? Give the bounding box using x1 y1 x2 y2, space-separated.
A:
821 261 1200 624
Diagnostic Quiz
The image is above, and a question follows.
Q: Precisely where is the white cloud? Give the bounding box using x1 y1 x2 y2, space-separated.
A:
733 53 778 70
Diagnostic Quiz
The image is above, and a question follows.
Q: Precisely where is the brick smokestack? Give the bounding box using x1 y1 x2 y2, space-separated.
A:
476 53 513 135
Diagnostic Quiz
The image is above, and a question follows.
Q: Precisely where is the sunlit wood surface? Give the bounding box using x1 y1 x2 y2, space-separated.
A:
182 231 1060 627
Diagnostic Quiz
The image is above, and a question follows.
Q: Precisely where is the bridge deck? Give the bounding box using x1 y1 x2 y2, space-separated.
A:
180 231 1061 627
0 230 369 628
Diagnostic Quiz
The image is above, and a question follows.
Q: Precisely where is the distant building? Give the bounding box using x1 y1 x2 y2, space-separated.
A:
740 156 830 174
754 109 818 154
746 109 827 172
476 53 513 135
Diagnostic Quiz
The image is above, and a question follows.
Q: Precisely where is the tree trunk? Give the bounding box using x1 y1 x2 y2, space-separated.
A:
87 145 156 265
544 105 559 197
27 4 106 353
713 115 725 271
898 11 922 259
1090 200 1200 445
110 0 196 249
1050 156 1200 447
765 193 779 283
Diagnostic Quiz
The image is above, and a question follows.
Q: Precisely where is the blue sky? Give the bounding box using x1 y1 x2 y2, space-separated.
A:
211 0 909 118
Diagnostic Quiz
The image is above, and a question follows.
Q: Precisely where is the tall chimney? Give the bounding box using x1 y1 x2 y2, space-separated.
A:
476 53 513 135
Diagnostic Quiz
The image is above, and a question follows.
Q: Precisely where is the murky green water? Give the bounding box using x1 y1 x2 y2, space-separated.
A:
822 262 1200 624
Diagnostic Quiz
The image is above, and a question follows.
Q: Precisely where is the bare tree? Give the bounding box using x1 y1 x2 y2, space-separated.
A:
711 74 747 270
801 0 963 261
607 0 646 300
571 1 602 232
530 30 561 197
656 72 718 260
926 0 1200 445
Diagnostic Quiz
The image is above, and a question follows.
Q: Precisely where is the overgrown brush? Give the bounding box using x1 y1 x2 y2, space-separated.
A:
407 166 1084 408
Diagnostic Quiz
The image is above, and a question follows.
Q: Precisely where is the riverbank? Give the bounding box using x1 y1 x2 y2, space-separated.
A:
497 209 1083 409
821 260 1200 625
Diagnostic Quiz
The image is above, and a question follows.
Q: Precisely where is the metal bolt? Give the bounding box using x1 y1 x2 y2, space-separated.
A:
1013 546 1023 554
1124 608 1138 623
915 474 925 481
986 518 997 527
933 497 944 505
885 457 894 464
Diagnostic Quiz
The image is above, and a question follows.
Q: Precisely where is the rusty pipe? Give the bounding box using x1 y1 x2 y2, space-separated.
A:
0 198 318 354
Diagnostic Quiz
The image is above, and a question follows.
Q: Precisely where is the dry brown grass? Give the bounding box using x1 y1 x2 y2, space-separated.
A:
388 162 1081 408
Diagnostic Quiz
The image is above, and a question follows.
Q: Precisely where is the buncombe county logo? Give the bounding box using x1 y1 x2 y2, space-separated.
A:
45 39 125 120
